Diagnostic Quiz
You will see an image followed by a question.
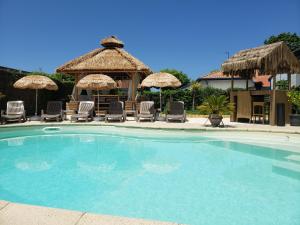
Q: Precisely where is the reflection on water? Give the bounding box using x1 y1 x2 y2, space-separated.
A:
142 162 180 174
79 135 96 143
77 162 116 173
7 137 25 146
15 161 51 171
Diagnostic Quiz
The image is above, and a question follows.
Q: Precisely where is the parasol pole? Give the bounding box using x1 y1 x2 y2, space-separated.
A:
160 88 162 112
97 89 100 115
35 89 38 116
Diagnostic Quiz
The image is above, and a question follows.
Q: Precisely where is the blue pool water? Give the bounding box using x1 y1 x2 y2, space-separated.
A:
0 126 299 225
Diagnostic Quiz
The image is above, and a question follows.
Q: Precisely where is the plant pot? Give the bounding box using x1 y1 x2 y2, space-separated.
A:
209 114 223 127
290 114 300 126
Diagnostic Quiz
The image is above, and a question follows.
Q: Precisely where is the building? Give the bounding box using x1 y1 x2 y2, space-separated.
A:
197 70 271 90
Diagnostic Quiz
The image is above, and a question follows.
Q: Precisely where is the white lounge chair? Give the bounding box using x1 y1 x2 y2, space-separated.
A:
1 101 26 124
136 101 156 122
71 101 94 122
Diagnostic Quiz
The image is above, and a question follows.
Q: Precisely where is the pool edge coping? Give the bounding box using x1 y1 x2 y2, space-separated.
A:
0 122 300 135
0 200 183 225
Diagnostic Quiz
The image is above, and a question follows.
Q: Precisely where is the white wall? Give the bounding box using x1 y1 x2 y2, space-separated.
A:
199 79 254 90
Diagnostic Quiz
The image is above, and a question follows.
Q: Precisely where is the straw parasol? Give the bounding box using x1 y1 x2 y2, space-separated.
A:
76 74 117 115
141 72 181 111
14 75 58 119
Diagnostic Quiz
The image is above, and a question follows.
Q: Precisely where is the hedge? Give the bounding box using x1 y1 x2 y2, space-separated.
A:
141 87 227 110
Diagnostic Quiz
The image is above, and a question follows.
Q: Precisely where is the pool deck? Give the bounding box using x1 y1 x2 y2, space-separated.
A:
0 200 182 225
1 117 300 134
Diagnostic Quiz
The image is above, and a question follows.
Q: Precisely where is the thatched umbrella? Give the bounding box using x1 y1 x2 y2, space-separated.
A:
14 75 58 119
141 72 181 111
76 74 117 115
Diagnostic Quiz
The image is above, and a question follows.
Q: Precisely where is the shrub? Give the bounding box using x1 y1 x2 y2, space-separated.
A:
141 87 227 112
197 95 234 115
287 89 300 114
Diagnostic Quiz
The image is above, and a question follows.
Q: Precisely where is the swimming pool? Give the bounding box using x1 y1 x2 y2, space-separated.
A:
0 126 299 225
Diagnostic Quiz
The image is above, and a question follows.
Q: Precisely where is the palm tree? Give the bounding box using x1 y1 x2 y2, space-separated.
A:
197 95 234 127
189 81 201 111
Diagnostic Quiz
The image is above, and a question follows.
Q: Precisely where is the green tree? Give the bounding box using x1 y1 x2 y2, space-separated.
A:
160 69 190 87
287 89 300 114
189 81 202 110
264 32 300 53
49 73 75 82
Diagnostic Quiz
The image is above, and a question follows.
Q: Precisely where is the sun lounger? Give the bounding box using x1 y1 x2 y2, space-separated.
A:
136 101 155 122
1 101 26 124
166 101 186 123
71 101 94 122
41 101 63 122
105 101 126 122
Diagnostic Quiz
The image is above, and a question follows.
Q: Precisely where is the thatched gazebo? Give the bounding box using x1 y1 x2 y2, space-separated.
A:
56 36 151 104
221 41 300 125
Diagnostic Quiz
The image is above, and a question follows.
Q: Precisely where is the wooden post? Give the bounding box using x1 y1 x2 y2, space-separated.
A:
75 74 79 101
287 73 291 90
272 74 276 90
131 72 137 101
231 74 234 91
270 74 276 126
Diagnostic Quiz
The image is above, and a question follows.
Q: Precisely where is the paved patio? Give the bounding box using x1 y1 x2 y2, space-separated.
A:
0 200 182 225
1 117 300 134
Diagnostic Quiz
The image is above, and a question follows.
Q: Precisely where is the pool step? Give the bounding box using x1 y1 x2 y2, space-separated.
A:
273 161 300 180
285 154 300 163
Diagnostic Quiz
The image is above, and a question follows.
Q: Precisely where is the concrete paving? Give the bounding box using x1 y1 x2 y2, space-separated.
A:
0 201 181 225
1 117 300 134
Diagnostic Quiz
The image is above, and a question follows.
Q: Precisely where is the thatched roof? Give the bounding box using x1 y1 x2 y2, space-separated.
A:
222 41 300 77
101 36 124 48
56 36 151 75
13 75 58 90
141 72 181 88
76 74 116 90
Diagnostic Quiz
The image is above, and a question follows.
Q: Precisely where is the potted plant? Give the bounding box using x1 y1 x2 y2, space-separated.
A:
197 95 234 127
287 88 300 126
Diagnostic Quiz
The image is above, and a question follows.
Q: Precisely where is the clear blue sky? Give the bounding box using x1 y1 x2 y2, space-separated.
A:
0 0 299 80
